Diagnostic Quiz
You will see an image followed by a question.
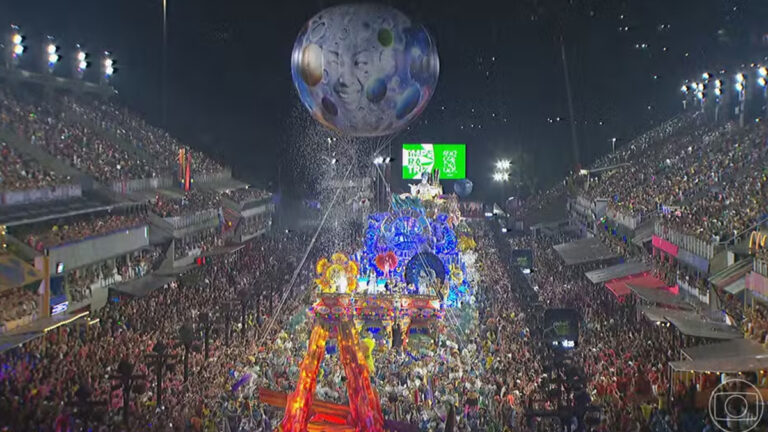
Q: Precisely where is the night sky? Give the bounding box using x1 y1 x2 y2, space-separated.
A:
3 0 768 201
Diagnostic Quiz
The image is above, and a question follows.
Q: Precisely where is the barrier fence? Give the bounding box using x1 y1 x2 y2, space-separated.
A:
1 183 82 206
654 221 716 259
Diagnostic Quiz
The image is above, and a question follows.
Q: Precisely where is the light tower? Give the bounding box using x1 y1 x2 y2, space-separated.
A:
45 37 59 73
74 44 88 79
102 51 116 85
8 25 24 68
735 73 746 127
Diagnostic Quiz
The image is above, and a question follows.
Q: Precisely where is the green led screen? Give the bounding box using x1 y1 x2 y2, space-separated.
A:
402 143 466 180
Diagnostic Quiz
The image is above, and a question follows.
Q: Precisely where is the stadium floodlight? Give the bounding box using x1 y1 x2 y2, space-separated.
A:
736 73 745 83
46 41 59 69
11 34 22 45
759 77 767 88
735 82 744 92
495 159 511 171
12 44 24 55
714 88 722 96
702 72 710 80
760 67 768 78
75 48 89 75
373 156 384 165
680 85 688 93
492 172 509 182
103 55 115 77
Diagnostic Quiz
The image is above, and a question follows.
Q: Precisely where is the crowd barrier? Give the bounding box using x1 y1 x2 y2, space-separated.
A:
677 277 710 305
164 208 220 231
110 176 174 194
654 221 716 259
606 206 647 231
1 184 82 206
194 169 232 184
755 256 768 279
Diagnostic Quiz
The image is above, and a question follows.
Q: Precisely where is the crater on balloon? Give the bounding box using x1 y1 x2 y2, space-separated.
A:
299 44 323 87
365 77 388 103
378 28 393 47
321 96 339 117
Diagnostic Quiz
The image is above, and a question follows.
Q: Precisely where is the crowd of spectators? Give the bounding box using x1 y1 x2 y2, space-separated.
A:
576 113 768 243
0 140 61 191
66 246 165 303
68 97 224 175
510 233 679 430
0 87 226 186
0 88 161 183
239 213 272 238
14 211 147 250
152 190 221 218
174 228 223 259
0 286 39 334
0 232 309 431
222 188 271 204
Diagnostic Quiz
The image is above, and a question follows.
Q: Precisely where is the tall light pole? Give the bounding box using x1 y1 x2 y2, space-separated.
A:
75 45 88 79
162 0 168 127
8 26 24 69
714 79 722 123
681 84 689 110
102 51 116 85
45 37 59 73
735 73 746 127
758 67 768 119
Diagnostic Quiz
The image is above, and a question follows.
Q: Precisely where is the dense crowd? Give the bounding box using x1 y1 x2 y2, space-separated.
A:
152 190 221 218
239 213 272 238
514 234 677 430
578 113 768 242
174 228 223 259
0 86 226 187
0 232 308 431
66 247 165 304
68 97 224 175
0 88 160 182
0 285 39 334
223 188 271 204
14 211 147 250
0 140 61 191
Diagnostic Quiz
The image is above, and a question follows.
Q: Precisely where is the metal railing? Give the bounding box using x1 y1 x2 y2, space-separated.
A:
654 220 716 259
110 176 174 194
755 256 768 279
1 183 81 206
164 208 220 230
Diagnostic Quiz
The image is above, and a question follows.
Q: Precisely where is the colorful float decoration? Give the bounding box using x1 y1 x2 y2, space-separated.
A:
315 253 359 294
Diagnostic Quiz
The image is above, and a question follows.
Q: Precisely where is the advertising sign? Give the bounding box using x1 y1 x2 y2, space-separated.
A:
402 143 466 180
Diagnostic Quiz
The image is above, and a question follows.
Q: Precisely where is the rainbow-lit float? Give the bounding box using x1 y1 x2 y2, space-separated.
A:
263 179 475 431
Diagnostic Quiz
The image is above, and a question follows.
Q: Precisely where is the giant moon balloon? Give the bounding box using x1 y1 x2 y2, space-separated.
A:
291 4 440 137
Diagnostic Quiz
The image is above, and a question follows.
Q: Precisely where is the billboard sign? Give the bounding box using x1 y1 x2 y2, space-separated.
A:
402 143 466 180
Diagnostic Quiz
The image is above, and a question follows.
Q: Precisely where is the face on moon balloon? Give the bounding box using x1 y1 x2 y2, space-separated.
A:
291 4 440 137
